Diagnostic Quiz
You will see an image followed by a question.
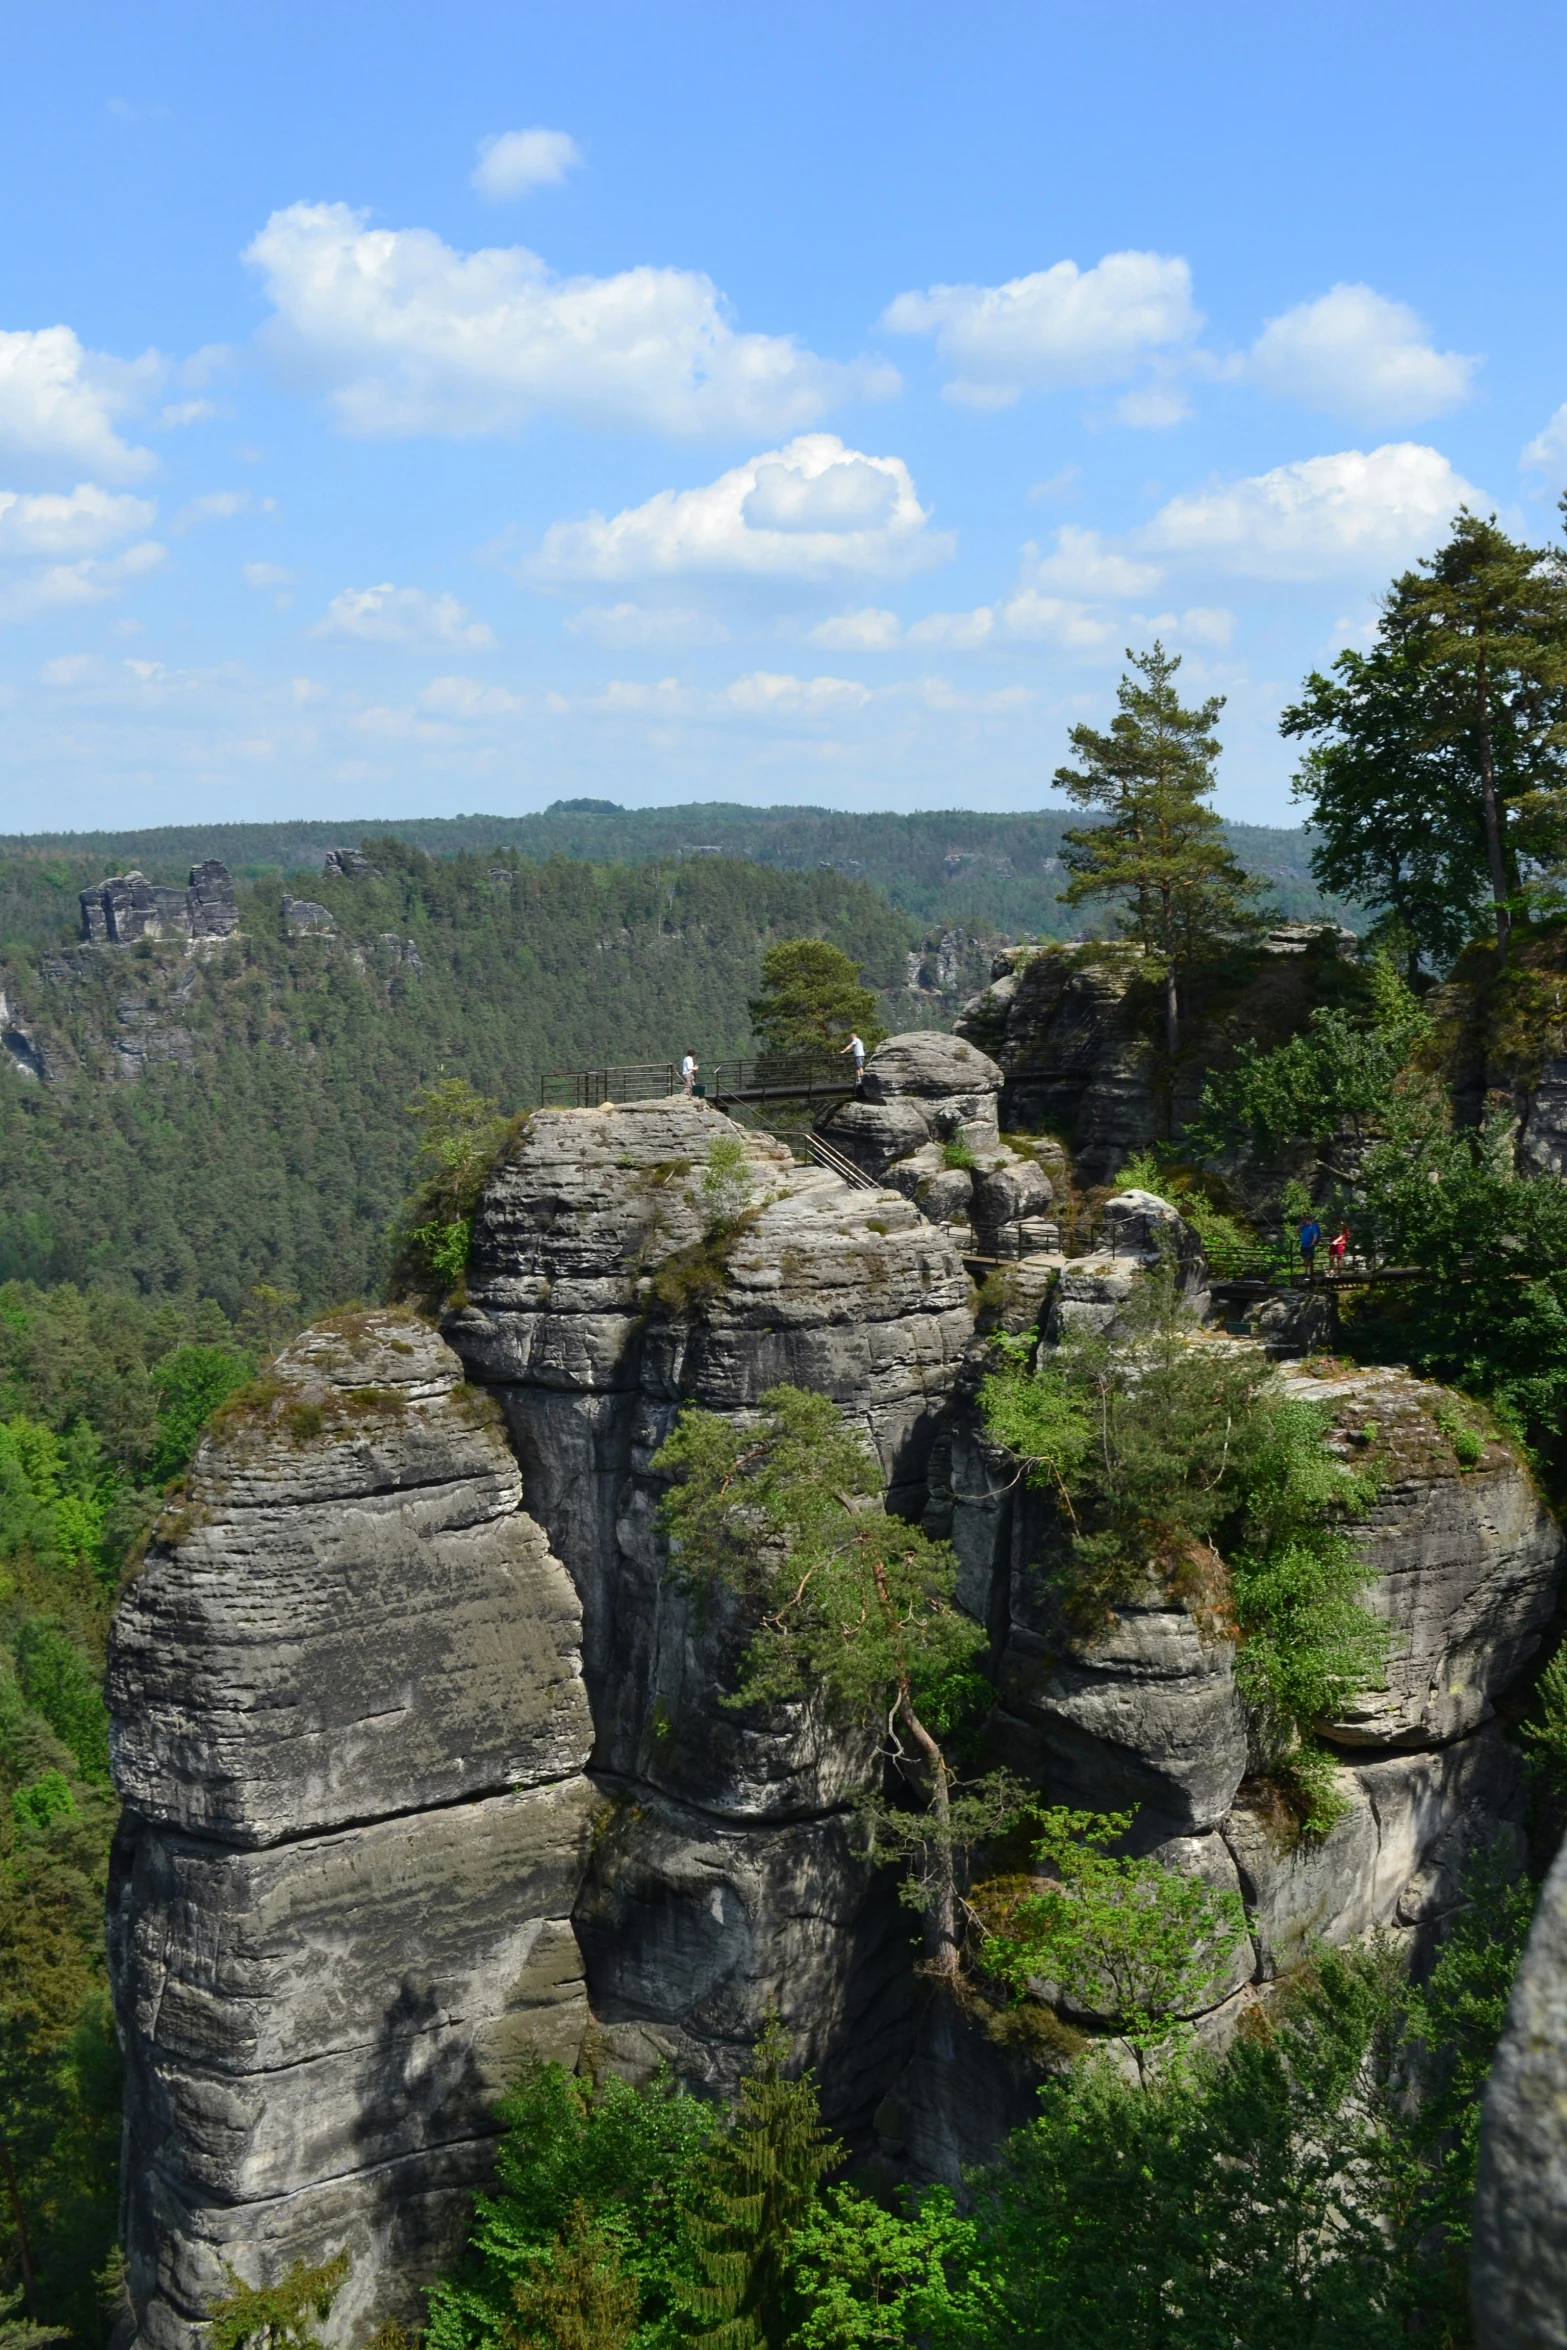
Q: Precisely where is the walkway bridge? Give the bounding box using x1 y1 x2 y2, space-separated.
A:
539 1056 858 1113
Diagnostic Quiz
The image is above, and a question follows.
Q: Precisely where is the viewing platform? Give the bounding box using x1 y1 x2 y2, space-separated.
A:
539 1054 859 1111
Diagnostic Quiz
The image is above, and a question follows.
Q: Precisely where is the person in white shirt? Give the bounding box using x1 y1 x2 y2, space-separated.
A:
680 1051 698 1095
841 1032 866 1085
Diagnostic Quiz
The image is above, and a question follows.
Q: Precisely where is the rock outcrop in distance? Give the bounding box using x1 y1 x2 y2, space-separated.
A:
106 1035 1564 2348
80 861 239 946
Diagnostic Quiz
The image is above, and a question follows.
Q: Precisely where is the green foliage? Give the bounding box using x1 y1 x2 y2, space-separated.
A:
940 1135 976 1171
978 1270 1273 1622
1226 1400 1388 1829
208 2255 351 2350
1189 955 1432 1178
0 809 1359 955
783 2185 991 2350
973 1808 1248 2079
1053 643 1268 1063
148 1345 255 1483
507 2202 641 2350
970 1887 1533 2350
1342 1110 1567 1480
979 1273 1387 1828
747 940 882 1060
655 1387 984 1740
697 1137 753 1237
425 2061 717 2350
0 1281 258 2342
655 1387 1000 1966
1285 510 1567 965
11 1628 108 1787
388 1079 516 1300
678 2019 841 2350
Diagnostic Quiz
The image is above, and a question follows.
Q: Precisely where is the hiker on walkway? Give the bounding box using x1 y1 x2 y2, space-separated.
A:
841 1031 867 1086
1329 1224 1349 1268
680 1050 698 1096
1298 1212 1323 1277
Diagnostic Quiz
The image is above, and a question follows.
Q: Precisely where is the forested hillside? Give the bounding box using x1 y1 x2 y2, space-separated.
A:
0 843 932 1315
0 805 1360 952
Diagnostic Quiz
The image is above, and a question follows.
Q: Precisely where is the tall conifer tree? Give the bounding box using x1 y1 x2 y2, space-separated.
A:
679 2020 841 2350
1052 643 1262 1071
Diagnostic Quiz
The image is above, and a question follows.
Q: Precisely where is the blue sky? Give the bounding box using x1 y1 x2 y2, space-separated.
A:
3 0 1566 833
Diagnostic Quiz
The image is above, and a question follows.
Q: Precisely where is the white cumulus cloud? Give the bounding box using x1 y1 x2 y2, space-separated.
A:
0 483 155 558
1139 442 1478 580
1245 285 1477 424
809 608 903 651
1523 403 1567 479
472 129 582 199
1024 525 1162 600
0 326 159 480
881 251 1200 409
313 582 496 646
0 537 164 625
534 434 947 581
243 203 895 439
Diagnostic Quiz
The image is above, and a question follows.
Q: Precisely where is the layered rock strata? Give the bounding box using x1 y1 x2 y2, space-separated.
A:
446 1097 973 2117
108 1314 595 2350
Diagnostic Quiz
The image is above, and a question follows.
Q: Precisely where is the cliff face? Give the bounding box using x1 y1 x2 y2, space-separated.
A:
445 1096 973 2113
107 1045 1565 2345
108 1315 596 2350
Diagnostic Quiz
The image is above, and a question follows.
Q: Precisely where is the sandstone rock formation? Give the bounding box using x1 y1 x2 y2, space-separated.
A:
1474 1835 1567 2349
108 1313 595 2350
80 860 238 945
816 1029 1062 1256
108 1121 1564 2326
902 1294 1558 2179
446 1097 973 2119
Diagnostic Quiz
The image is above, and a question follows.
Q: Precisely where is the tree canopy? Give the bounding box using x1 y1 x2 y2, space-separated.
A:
1285 509 1567 968
746 940 882 1060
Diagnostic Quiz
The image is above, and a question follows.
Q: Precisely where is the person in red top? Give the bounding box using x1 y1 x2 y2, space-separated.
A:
1329 1225 1349 1267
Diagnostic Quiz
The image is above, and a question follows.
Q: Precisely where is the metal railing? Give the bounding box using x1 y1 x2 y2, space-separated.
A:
539 1063 677 1107
709 1055 856 1106
806 1131 878 1190
538 1056 858 1110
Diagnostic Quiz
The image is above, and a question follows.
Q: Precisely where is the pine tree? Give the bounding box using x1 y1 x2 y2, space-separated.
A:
1394 510 1567 962
678 2020 841 2350
747 940 882 1060
1052 643 1263 1073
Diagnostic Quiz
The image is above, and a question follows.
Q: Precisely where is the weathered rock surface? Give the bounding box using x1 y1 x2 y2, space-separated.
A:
1474 1834 1567 2349
109 1312 595 2350
446 1099 972 2119
945 1299 1557 2026
1275 1362 1562 1748
1224 1729 1525 1978
816 1029 1061 1256
80 860 238 945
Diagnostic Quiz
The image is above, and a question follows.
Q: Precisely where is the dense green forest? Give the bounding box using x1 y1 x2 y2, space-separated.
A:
0 845 929 1315
0 805 1358 953
0 1284 259 2346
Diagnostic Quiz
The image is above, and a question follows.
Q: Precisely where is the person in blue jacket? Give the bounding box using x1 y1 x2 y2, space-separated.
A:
1298 1212 1323 1277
